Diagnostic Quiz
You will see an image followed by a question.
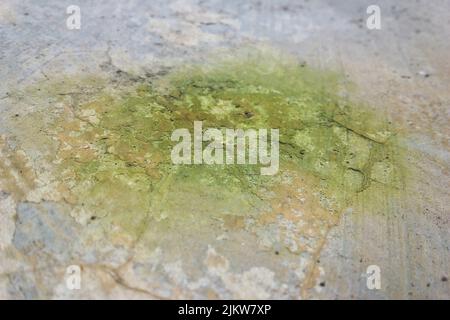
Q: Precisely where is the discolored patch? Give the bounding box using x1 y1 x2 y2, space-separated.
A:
7 51 408 283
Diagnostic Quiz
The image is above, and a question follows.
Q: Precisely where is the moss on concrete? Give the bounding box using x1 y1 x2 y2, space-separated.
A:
46 51 407 237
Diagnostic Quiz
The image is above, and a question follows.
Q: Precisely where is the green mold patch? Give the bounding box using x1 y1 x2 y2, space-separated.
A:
39 51 407 239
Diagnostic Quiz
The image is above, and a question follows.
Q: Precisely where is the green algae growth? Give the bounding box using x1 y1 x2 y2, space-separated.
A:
49 52 406 238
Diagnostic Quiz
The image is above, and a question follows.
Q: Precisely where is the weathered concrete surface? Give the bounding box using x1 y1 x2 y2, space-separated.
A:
0 0 449 299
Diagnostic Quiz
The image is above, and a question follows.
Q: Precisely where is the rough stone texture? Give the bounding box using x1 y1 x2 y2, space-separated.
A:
0 0 449 299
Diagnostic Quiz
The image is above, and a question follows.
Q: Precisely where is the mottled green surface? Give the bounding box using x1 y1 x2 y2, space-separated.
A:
53 53 405 237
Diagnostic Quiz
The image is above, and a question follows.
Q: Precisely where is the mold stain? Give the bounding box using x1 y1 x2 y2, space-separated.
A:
4 50 409 296
0 136 37 200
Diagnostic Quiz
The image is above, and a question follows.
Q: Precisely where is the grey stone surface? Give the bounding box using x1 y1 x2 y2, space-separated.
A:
0 0 449 299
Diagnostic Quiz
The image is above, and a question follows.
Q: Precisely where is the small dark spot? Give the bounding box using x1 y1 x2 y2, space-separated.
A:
244 111 253 118
15 114 19 117
91 216 97 221
441 276 448 282
24 12 29 16
319 281 326 287
418 71 431 78
275 251 279 255
0 191 10 199
426 283 431 287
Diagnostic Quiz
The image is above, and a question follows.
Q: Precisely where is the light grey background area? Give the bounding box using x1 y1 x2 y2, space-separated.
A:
0 0 449 299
